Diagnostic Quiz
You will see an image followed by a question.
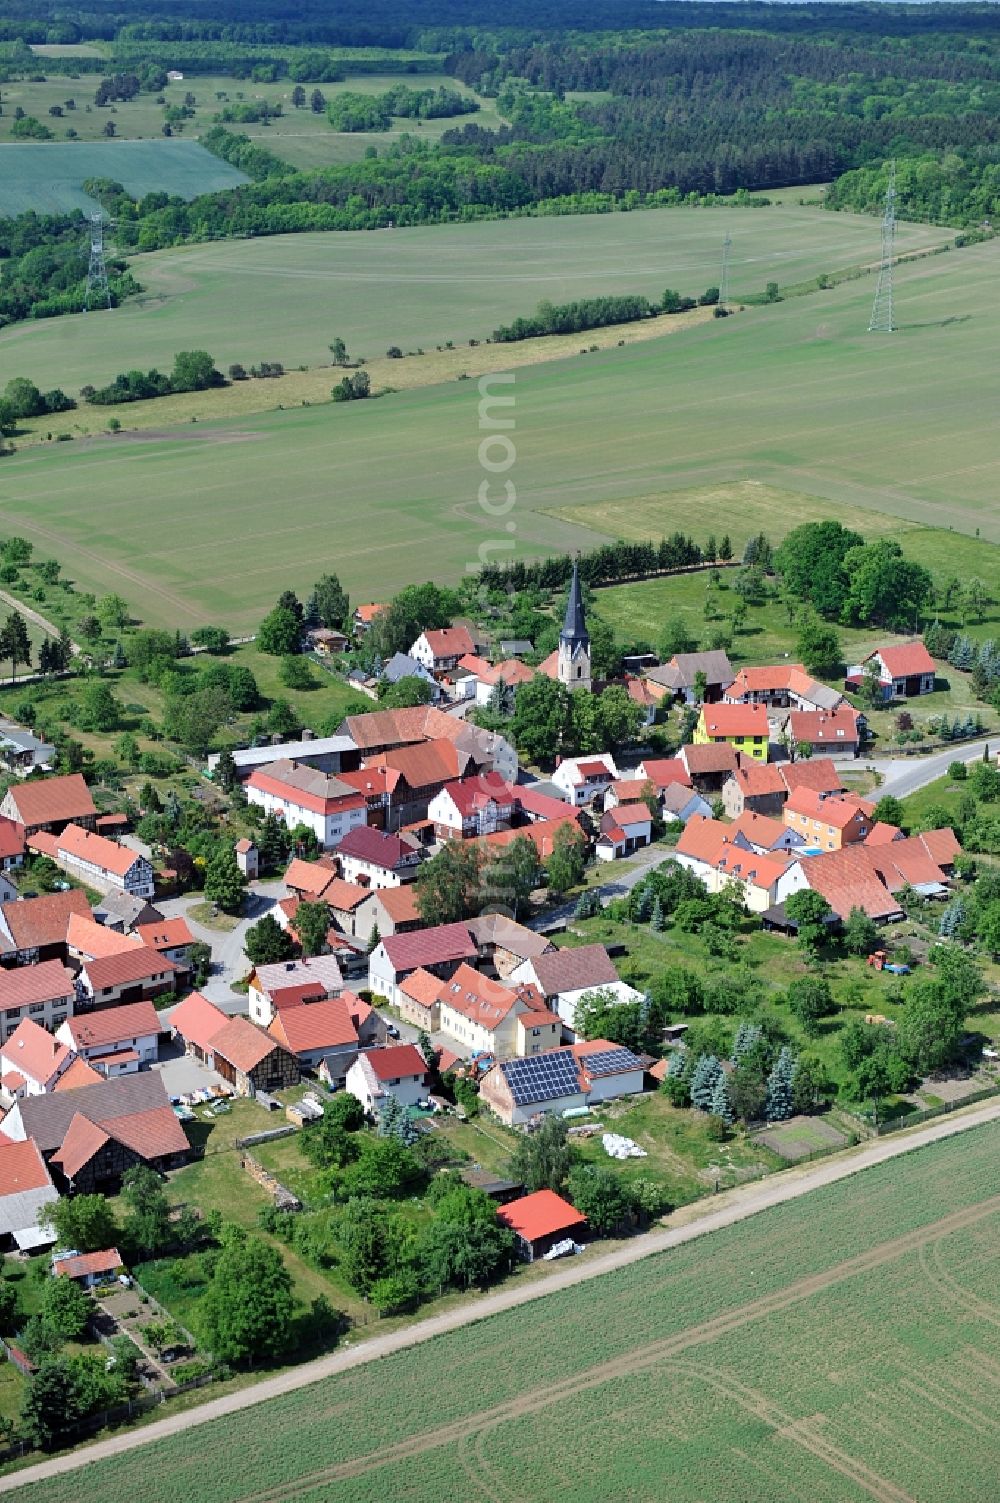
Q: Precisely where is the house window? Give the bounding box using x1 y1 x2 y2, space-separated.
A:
29 1003 44 1015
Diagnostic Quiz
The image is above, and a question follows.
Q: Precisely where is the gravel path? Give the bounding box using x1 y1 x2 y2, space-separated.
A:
6 1094 1000 1495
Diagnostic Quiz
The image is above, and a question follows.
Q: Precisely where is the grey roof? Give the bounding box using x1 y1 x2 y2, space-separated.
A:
667 650 734 689
207 736 354 772
12 1072 175 1154
500 1051 581 1107
0 725 55 760
92 892 162 929
560 562 588 648
0 1181 58 1240
383 653 430 685
499 640 533 656
467 913 553 960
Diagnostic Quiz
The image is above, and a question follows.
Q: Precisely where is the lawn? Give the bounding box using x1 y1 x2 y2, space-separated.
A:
2 221 999 630
0 139 248 217
13 1121 1000 1503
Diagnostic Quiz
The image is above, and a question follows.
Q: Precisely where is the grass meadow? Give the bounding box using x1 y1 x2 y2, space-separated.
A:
11 1122 1000 1503
1 220 999 630
0 201 944 394
0 139 248 217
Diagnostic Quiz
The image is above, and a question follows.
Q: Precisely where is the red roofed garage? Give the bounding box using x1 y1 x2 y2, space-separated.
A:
497 1189 587 1262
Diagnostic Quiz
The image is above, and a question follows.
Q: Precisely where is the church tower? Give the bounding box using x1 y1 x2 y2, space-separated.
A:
558 560 591 693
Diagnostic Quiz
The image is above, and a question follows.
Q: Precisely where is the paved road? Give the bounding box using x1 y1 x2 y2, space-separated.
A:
867 736 993 800
529 841 675 931
156 881 285 1012
9 1095 999 1495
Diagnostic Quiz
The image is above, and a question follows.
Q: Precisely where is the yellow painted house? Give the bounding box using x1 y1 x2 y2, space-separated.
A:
693 703 770 762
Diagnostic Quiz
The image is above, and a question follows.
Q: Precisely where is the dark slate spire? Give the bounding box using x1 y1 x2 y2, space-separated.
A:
561 560 588 647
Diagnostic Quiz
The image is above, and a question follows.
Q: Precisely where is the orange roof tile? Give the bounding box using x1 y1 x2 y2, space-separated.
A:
700 703 769 739
66 914 139 960
267 997 358 1055
788 709 861 745
56 824 142 879
366 738 463 793
0 889 90 953
204 1017 282 1075
136 917 194 951
169 991 228 1053
436 963 523 1029
398 967 444 1009
5 774 95 830
1 1018 71 1085
83 947 177 990
497 1188 586 1243
778 759 844 795
872 642 936 678
51 1112 111 1177
53 1057 103 1092
362 1043 427 1082
0 1137 51 1197
0 960 75 1014
283 857 338 897
63 1001 160 1051
53 1248 121 1280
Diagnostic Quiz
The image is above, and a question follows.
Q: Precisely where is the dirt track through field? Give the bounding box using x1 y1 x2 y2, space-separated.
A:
241 1195 999 1503
6 1099 1000 1497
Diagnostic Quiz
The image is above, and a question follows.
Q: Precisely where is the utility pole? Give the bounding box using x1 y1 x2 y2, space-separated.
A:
868 161 896 333
85 214 111 311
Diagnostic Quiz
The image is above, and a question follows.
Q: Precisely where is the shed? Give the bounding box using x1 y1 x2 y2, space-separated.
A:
497 1189 587 1262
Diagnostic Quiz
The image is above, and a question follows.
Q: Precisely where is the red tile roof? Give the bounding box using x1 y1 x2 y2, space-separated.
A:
382 923 477 973
513 785 582 822
478 816 582 861
62 1001 160 1051
676 814 731 866
398 967 444 1009
800 847 903 921
872 642 936 678
283 856 339 897
248 762 365 818
778 759 844 795
0 960 75 1014
917 827 961 866
865 822 902 846
12 1072 187 1159
322 879 370 914
726 663 807 694
336 826 416 871
438 772 515 818
732 760 786 798
54 1057 103 1092
362 1043 427 1082
0 819 24 863
0 1137 51 1197
730 811 788 850
56 824 142 879
53 1247 122 1280
788 709 861 745
1 1019 71 1085
372 885 422 926
268 997 358 1055
136 917 194 952
268 981 328 1012
83 947 177 990
366 738 463 793
784 789 870 831
66 914 139 960
52 1111 112 1177
639 758 692 789
208 1017 284 1075
337 767 399 800
169 991 229 1053
354 602 386 625
4 774 95 830
700 704 769 739
421 626 474 659
0 889 90 953
497 1188 587 1243
436 963 523 1029
604 802 652 830
574 758 616 782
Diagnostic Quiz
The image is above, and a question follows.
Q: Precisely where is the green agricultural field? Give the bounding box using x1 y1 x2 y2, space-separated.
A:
0 201 943 396
13 1123 1000 1503
0 70 491 165
0 139 247 217
2 224 999 631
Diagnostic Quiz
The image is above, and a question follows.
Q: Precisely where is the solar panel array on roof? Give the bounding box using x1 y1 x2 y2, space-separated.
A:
579 1047 641 1078
502 1052 580 1106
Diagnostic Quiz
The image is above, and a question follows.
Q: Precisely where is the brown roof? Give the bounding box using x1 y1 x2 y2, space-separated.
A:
800 847 903 921
528 944 619 997
0 960 75 1014
638 758 692 790
267 997 358 1055
466 913 553 960
63 1001 161 1051
209 1016 285 1074
0 1137 51 1197
421 626 475 658
83 947 177 990
13 1072 187 1157
0 889 89 953
381 923 477 973
788 709 861 745
366 738 464 793
283 857 338 898
681 743 739 776
778 759 844 795
5 774 96 829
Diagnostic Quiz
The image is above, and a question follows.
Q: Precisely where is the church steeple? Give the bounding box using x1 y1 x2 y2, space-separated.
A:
558 560 591 692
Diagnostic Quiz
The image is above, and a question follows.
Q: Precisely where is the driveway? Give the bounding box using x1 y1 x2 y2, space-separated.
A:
863 736 994 800
156 881 286 1010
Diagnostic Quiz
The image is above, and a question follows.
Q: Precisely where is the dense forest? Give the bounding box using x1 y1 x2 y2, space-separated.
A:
4 1 1000 325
